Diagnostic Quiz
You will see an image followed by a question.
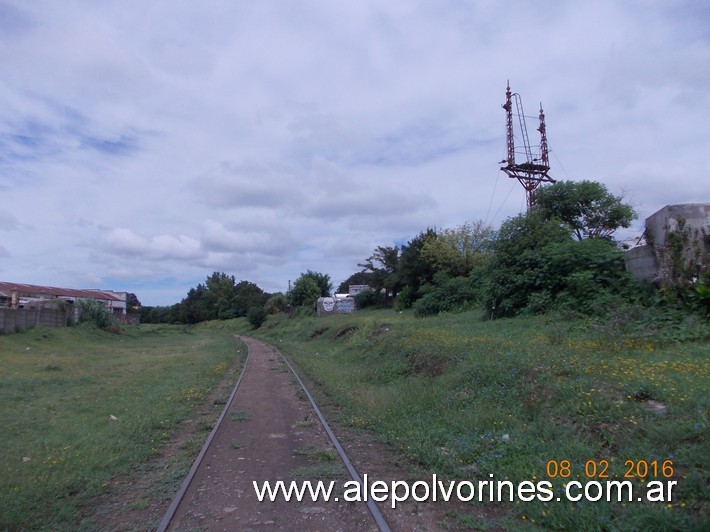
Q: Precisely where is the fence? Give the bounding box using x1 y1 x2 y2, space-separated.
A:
0 307 68 334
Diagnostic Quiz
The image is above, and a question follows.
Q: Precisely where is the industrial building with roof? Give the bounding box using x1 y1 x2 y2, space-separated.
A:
0 282 127 316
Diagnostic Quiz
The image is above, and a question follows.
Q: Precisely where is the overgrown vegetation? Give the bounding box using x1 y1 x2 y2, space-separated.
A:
353 287 386 309
240 308 709 530
482 211 639 317
76 298 112 328
655 216 709 312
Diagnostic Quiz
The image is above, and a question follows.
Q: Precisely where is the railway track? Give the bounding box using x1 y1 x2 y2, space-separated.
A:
157 335 389 531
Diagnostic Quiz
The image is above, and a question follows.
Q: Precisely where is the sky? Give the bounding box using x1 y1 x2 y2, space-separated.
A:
1 0 708 306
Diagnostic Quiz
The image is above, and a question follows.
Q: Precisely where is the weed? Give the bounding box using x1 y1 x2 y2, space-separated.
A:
197 420 214 431
295 414 316 428
230 410 252 422
294 445 337 462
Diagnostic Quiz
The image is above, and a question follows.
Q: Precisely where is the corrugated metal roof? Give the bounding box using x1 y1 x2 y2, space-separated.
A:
0 282 123 301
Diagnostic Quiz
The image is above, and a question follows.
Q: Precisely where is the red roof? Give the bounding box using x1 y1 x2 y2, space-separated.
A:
0 282 123 301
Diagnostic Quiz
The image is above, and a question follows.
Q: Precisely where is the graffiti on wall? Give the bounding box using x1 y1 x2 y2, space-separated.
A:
317 297 355 316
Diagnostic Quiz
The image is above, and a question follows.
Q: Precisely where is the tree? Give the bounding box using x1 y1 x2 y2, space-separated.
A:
126 293 141 310
232 281 268 318
181 283 211 323
205 272 238 319
177 272 269 323
533 180 636 240
299 270 332 297
358 245 400 295
288 275 321 307
397 228 438 300
420 220 494 277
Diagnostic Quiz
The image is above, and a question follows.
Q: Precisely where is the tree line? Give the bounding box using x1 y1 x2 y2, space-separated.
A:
137 269 334 327
137 180 707 326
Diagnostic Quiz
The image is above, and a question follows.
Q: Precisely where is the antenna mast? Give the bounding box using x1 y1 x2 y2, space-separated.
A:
500 81 555 210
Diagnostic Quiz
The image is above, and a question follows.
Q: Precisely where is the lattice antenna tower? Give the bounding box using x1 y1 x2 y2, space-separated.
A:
499 81 555 210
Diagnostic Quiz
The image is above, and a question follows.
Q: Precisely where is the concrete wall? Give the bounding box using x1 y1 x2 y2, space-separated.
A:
316 297 356 316
624 245 657 281
645 204 710 248
0 308 68 334
625 203 709 282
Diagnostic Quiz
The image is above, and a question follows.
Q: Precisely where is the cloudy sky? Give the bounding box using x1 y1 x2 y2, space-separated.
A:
1 1 708 305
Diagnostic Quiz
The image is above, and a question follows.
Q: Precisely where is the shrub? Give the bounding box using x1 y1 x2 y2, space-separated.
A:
482 212 637 317
77 299 111 329
395 285 417 310
247 306 267 329
413 273 479 317
264 293 288 314
354 288 383 309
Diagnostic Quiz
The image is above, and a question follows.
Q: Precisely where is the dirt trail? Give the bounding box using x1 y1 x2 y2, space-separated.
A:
167 336 377 531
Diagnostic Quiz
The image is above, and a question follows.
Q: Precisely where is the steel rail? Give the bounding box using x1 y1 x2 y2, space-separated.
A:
272 343 391 532
157 336 390 532
156 336 251 532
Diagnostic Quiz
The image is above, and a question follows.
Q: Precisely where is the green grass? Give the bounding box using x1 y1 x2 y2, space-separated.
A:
0 323 240 530
240 308 709 531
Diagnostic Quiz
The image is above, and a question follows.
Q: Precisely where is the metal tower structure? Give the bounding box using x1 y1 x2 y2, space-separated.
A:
500 82 555 210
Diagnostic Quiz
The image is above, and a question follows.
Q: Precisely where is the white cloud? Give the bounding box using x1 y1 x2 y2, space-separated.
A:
190 161 302 209
0 0 707 304
103 228 201 261
200 219 295 257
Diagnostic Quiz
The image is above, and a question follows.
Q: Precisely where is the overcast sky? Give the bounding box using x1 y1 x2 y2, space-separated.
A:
1 1 708 305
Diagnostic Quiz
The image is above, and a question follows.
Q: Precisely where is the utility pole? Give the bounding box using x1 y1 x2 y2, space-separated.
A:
499 82 555 210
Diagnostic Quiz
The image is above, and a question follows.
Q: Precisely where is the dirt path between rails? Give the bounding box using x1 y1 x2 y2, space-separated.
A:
92 335 505 531
166 336 376 531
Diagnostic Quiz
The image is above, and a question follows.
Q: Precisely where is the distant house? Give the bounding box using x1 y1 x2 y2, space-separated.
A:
347 285 370 297
0 282 127 319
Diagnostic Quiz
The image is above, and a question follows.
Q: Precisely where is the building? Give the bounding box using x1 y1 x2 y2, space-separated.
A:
625 203 710 282
0 282 126 318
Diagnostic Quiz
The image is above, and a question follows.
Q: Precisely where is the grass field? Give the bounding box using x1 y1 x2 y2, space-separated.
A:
1 310 707 530
0 324 240 530
235 308 709 531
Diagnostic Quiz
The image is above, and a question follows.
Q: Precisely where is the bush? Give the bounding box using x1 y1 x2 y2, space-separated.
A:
395 285 417 310
77 299 111 329
482 212 637 317
354 288 383 309
413 273 479 317
264 293 288 314
247 306 267 329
